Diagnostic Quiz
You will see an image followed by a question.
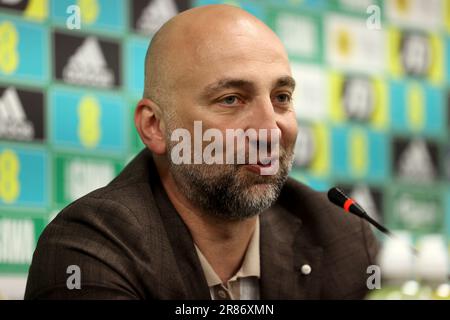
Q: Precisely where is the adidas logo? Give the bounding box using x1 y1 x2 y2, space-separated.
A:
137 0 178 35
0 87 34 141
62 37 114 88
398 139 436 181
0 0 25 6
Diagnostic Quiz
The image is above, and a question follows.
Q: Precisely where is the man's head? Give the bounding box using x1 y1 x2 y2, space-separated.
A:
135 4 298 220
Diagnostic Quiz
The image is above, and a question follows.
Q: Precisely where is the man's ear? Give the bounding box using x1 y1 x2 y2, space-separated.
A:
135 98 166 155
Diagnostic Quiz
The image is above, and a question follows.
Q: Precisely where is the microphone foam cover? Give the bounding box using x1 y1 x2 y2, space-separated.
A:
327 187 348 207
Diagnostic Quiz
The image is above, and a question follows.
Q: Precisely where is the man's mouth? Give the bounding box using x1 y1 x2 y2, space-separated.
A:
245 166 269 175
242 157 277 174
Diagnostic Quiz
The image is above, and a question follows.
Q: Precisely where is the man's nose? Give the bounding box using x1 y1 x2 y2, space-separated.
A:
246 96 279 132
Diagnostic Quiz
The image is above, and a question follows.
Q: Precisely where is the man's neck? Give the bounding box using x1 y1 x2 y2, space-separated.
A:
155 159 257 284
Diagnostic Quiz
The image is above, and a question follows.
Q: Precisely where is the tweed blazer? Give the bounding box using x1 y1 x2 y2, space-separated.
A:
25 148 379 299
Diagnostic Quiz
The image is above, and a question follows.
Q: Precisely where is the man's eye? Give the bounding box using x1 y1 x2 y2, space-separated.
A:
274 93 292 104
220 95 240 106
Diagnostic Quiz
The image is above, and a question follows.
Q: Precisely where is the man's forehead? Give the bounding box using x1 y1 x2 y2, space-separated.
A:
192 35 289 72
193 29 287 62
169 40 290 92
154 7 291 91
163 10 288 65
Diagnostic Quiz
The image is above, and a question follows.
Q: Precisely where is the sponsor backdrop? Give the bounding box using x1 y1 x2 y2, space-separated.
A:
0 0 449 298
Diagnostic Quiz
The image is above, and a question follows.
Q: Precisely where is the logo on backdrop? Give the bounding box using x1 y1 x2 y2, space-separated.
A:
393 138 438 182
393 191 443 233
66 159 115 201
53 31 121 89
63 37 114 87
342 77 375 121
0 218 35 264
0 86 44 142
293 126 316 168
0 0 28 11
400 33 431 77
131 0 190 35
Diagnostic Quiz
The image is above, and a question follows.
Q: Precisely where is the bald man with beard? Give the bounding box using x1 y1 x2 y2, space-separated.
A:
25 5 379 300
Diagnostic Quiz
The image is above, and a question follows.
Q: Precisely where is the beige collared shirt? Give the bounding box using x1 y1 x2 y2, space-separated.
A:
194 216 260 300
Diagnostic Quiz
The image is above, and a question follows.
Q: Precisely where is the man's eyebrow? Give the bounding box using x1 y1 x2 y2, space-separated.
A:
202 78 255 97
201 76 296 98
275 76 296 90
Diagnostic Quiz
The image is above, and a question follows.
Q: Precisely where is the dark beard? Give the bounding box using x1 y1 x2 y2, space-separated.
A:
166 151 293 220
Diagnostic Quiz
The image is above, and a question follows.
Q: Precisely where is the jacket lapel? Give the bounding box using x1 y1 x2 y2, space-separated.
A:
148 156 212 300
260 205 323 299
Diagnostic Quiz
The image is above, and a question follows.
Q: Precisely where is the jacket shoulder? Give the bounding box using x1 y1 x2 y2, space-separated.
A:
25 167 162 299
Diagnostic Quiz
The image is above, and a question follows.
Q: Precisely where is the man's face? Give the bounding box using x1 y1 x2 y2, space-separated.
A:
163 21 298 219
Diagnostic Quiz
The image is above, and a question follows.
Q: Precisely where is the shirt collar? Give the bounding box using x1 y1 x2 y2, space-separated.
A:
195 215 260 287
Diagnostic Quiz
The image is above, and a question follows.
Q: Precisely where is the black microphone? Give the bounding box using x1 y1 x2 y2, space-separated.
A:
327 187 419 256
327 187 391 236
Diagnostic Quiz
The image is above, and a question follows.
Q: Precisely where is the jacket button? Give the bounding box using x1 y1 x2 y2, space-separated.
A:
301 264 312 275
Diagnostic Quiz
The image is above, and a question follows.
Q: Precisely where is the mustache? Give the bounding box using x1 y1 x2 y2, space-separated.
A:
193 140 289 164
